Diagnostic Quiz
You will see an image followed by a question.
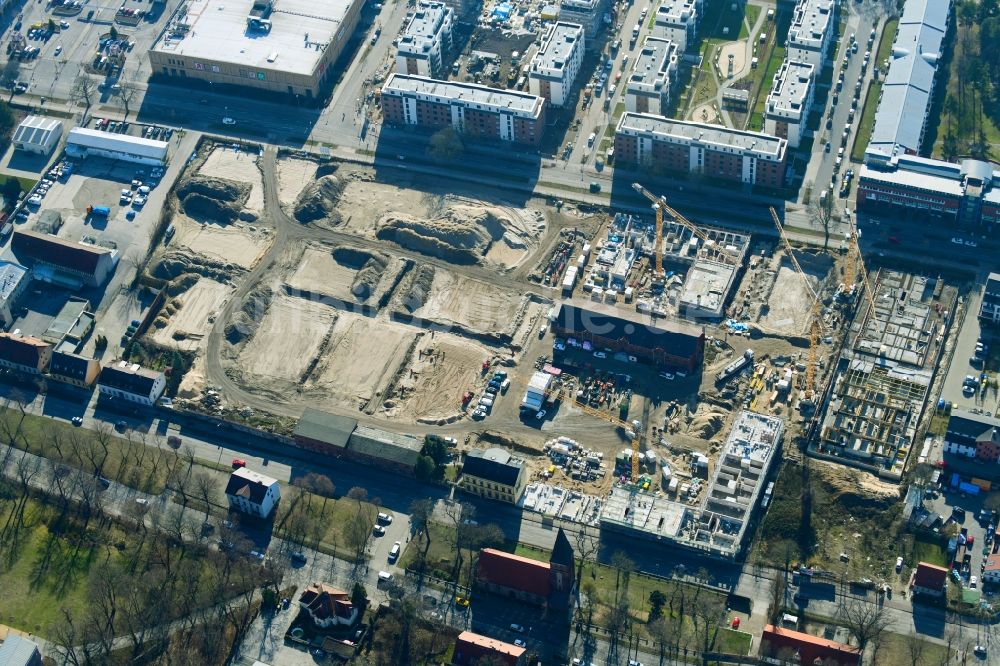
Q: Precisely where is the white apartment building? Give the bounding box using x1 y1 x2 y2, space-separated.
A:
625 37 678 116
225 467 281 518
528 22 584 107
652 0 701 52
396 1 454 78
763 60 815 148
785 0 835 69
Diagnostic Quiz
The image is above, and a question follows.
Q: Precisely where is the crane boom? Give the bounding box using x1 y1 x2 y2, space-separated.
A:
632 183 741 266
575 399 643 482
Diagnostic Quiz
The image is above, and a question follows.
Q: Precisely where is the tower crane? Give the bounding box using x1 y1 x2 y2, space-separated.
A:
575 399 645 482
770 207 823 395
631 182 667 290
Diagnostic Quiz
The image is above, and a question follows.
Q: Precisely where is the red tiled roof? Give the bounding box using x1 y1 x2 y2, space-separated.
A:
0 333 49 369
761 625 860 666
476 548 550 597
454 631 525 666
298 583 354 622
913 561 948 590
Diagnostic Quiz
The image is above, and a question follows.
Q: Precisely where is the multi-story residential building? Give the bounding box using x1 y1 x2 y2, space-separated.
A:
912 562 948 598
0 332 51 375
225 467 281 518
528 22 584 107
459 447 528 503
944 410 1000 461
381 73 546 146
48 351 101 388
395 1 454 78
0 261 29 327
558 0 610 39
980 273 1000 325
624 37 679 116
785 0 835 70
763 60 815 148
614 112 788 188
865 0 951 165
652 0 701 52
97 360 166 405
857 155 1000 226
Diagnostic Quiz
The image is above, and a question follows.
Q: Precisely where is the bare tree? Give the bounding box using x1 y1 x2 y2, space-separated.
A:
71 75 99 123
905 631 928 666
840 599 890 659
573 528 599 591
409 498 433 573
808 186 836 250
193 471 216 521
611 550 635 607
115 79 139 121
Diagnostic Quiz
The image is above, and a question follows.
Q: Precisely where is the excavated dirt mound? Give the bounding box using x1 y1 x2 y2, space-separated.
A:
375 206 508 265
150 250 244 282
400 265 435 312
293 175 344 224
689 409 727 439
225 287 273 345
176 175 250 224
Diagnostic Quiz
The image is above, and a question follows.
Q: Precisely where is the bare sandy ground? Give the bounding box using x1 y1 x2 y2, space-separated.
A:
286 246 360 300
198 147 264 214
151 278 233 352
337 180 439 237
414 271 525 335
390 333 492 422
308 313 415 405
276 157 317 208
238 294 338 382
173 215 273 269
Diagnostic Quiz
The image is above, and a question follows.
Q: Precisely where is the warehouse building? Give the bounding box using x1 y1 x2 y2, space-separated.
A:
66 128 168 166
614 112 788 187
763 60 815 148
11 229 118 289
396 1 454 78
557 0 609 39
856 154 1000 225
149 0 364 99
652 0 700 52
785 0 835 69
528 22 584 108
864 0 951 165
12 115 62 155
291 407 423 475
0 261 29 327
460 447 527 503
624 37 679 116
381 73 546 146
552 301 704 370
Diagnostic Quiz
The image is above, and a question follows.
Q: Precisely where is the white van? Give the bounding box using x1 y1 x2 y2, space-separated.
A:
587 132 596 147
388 541 401 562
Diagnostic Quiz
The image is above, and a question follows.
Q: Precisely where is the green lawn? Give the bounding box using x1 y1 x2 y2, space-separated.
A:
911 534 948 567
273 487 378 562
851 80 882 163
716 628 753 655
748 46 785 131
880 631 950 666
0 407 172 493
0 501 99 636
740 5 761 40
875 18 899 69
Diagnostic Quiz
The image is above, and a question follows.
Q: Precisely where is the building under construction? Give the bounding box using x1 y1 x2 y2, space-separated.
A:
599 410 783 559
812 271 956 480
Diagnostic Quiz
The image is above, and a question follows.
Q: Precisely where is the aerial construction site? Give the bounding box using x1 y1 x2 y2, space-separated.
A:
133 137 955 556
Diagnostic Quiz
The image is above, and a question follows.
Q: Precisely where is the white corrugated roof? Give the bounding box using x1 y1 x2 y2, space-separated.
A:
67 127 169 160
13 115 62 146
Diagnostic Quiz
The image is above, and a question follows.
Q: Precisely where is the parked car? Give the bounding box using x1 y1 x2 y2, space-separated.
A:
377 570 393 582
231 458 247 468
388 541 401 563
377 512 393 524
71 416 84 426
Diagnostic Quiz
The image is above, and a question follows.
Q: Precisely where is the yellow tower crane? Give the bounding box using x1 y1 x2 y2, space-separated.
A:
770 207 823 395
631 182 667 289
575 399 644 482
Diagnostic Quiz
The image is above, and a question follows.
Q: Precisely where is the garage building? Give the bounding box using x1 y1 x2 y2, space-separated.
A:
65 128 169 166
12 115 63 155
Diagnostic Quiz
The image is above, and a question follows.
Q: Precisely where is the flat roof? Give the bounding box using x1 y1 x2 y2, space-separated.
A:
382 73 545 118
859 163 963 197
0 261 27 302
655 0 697 24
787 0 834 51
530 22 584 78
152 0 358 75
67 127 168 160
627 37 677 94
456 631 526 659
679 259 736 314
232 466 279 487
765 60 814 121
397 1 452 58
617 112 786 161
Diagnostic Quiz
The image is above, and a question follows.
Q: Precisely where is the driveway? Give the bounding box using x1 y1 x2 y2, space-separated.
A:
940 287 998 414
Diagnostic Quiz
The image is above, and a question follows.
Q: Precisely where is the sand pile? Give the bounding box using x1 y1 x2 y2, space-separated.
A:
293 175 344 224
375 206 509 265
150 250 243 282
401 265 435 311
176 175 250 224
689 409 726 439
225 287 273 345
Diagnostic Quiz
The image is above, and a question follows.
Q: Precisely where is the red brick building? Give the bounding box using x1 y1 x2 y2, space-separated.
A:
760 625 860 666
475 529 575 614
381 73 546 146
452 631 525 666
614 112 788 188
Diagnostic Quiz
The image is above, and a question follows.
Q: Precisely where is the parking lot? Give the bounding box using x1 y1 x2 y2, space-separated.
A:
940 288 999 415
927 489 997 597
7 0 185 105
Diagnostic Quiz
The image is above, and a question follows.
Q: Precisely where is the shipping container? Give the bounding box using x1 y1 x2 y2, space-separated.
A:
972 477 992 491
958 481 981 495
